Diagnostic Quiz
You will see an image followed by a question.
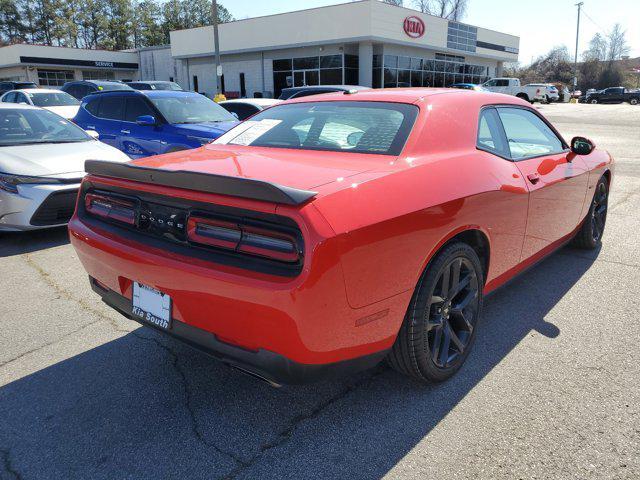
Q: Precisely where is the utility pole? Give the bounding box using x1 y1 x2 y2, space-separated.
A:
211 0 222 95
573 2 583 92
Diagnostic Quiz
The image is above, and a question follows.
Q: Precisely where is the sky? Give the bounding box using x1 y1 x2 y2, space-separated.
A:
223 0 640 66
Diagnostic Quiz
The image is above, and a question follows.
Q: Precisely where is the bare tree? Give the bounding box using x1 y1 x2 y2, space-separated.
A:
383 0 403 6
582 33 607 61
606 23 630 61
412 0 469 20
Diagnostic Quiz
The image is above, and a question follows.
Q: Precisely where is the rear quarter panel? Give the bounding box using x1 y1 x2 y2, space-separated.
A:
313 93 531 308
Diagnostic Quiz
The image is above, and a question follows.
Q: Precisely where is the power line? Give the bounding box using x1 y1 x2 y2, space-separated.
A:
580 7 608 37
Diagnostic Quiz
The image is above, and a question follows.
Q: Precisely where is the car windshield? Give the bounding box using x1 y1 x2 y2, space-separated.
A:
96 83 132 92
150 94 236 124
214 101 418 156
29 91 80 107
150 82 183 91
0 108 90 146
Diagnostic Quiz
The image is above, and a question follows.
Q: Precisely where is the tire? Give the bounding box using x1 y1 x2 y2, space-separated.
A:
571 176 609 249
516 93 529 103
630 98 639 106
590 98 598 104
388 242 484 383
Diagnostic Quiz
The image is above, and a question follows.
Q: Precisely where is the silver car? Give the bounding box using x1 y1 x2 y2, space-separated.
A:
0 104 130 231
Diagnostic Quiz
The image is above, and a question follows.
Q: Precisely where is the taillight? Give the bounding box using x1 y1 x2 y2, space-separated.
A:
187 216 241 250
85 193 136 225
237 226 299 262
187 215 300 263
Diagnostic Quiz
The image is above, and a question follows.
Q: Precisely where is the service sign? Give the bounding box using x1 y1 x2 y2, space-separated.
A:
403 16 425 39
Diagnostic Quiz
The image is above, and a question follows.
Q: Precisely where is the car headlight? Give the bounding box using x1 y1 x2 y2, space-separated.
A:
0 173 71 194
187 136 213 145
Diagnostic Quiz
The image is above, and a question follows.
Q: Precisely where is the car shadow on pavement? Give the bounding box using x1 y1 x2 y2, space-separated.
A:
0 247 596 480
0 227 69 257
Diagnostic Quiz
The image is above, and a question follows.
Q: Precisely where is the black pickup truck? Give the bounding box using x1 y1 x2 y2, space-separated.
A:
586 87 640 105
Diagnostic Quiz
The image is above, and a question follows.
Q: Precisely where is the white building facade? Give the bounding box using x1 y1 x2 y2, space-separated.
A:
0 1 519 98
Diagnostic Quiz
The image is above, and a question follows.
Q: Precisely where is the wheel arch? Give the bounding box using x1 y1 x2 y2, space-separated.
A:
419 226 491 287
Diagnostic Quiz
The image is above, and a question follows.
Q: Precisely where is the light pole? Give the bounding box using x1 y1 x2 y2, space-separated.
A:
211 0 222 95
573 2 583 92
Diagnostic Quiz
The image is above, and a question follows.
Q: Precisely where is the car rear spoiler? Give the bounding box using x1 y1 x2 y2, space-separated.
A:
84 160 317 206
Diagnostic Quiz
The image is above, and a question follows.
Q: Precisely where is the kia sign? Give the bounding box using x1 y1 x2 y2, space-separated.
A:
403 16 425 39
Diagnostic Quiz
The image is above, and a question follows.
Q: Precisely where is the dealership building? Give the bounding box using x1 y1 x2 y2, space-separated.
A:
0 0 519 98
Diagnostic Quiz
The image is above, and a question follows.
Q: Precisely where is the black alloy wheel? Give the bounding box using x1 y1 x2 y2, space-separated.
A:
572 175 609 249
388 242 484 383
590 180 608 243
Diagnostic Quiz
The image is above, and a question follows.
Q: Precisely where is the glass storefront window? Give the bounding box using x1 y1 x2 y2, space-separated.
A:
398 56 411 69
345 54 359 69
293 56 319 70
398 69 410 87
373 68 382 88
273 59 292 71
411 71 422 87
373 55 382 68
410 58 423 70
383 68 397 88
345 68 359 85
320 68 342 84
321 55 342 68
384 55 398 69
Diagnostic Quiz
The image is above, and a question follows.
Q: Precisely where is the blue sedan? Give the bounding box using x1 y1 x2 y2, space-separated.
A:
73 90 239 158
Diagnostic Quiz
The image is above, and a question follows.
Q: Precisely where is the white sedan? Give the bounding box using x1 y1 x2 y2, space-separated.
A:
0 104 129 231
0 88 81 120
219 98 281 120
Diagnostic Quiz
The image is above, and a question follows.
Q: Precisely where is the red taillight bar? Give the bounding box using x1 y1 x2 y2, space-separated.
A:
187 216 300 263
85 193 136 225
187 216 241 250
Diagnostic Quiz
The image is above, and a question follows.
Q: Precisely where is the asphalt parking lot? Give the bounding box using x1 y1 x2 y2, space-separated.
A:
1 102 639 480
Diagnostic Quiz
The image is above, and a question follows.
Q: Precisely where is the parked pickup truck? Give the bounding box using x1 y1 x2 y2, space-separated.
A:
586 87 640 105
481 78 546 103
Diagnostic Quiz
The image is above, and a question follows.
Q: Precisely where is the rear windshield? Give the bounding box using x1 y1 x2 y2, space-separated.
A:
96 82 132 92
214 101 418 155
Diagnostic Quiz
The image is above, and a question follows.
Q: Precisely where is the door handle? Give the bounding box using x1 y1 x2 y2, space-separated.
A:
527 173 540 185
120 129 131 134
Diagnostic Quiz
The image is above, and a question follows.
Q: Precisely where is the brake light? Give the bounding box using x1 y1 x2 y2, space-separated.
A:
187 216 241 250
187 216 300 263
85 193 136 225
237 226 299 263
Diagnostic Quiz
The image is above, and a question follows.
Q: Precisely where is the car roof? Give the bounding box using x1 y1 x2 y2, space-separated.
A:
130 80 175 84
8 88 64 94
282 87 518 105
220 98 281 106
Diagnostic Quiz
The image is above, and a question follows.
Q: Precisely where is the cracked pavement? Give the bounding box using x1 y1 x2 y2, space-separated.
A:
1 103 639 479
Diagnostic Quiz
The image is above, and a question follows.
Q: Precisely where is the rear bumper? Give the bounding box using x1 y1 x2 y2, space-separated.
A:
91 278 388 385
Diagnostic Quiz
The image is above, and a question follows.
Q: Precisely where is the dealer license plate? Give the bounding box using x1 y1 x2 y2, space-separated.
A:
132 282 172 330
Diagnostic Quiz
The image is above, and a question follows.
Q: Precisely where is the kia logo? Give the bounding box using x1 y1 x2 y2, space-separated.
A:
403 16 425 38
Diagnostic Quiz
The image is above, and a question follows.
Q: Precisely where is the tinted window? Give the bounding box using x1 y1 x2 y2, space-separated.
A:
477 108 509 157
84 97 101 116
497 107 564 160
15 93 29 104
97 96 124 120
3 92 16 102
214 101 418 156
221 103 259 120
495 79 509 87
124 97 154 122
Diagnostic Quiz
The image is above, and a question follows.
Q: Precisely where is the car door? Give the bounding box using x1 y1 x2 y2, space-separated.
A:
94 95 125 149
496 106 589 261
120 96 163 158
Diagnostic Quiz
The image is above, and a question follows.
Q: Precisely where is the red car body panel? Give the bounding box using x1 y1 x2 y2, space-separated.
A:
68 88 613 383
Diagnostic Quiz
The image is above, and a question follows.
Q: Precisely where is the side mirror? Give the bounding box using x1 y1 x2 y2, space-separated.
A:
136 115 157 126
85 129 100 139
571 136 595 155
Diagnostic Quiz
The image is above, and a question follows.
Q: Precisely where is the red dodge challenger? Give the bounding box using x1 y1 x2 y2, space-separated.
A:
69 89 612 386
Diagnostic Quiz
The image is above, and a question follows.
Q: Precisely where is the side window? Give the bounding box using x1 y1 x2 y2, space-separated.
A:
124 97 154 122
477 108 509 158
3 92 16 102
223 103 257 120
97 96 124 120
65 85 79 99
16 93 28 104
84 97 101 116
496 79 509 87
484 80 496 87
497 107 564 160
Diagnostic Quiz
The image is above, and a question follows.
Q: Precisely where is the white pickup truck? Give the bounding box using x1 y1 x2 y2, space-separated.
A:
481 78 546 103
